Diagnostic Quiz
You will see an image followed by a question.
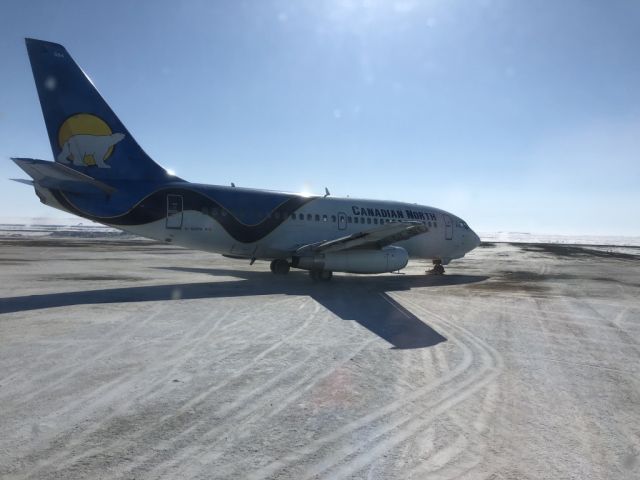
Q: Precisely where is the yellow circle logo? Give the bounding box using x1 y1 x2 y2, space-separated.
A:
57 113 124 167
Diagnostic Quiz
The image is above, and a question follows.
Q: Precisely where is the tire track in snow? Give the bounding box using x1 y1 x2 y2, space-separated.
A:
36 296 310 477
138 302 377 479
111 296 326 478
1 304 167 408
306 296 503 480
247 294 498 480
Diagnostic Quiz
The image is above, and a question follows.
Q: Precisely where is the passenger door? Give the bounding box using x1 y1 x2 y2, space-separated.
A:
166 194 183 229
443 214 453 240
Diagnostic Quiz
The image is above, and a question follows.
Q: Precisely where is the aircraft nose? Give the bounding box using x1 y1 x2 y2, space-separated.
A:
471 230 481 248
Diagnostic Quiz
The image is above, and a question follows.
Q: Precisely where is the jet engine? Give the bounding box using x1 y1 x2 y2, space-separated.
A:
292 246 408 274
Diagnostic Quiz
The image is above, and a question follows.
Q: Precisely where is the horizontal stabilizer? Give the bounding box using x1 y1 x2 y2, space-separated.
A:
11 157 116 195
10 178 35 186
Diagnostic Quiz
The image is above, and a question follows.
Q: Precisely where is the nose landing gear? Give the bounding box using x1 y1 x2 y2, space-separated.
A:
428 259 445 275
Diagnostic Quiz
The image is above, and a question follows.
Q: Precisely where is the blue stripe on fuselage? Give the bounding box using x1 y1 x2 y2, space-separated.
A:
54 182 315 242
61 181 305 224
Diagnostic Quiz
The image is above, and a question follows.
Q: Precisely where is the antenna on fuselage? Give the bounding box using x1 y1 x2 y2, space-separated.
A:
231 182 236 187
324 187 330 197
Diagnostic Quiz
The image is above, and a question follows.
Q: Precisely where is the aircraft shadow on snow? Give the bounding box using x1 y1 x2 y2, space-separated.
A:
0 268 488 349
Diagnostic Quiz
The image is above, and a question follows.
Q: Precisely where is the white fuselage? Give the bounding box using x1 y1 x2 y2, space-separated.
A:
38 185 480 266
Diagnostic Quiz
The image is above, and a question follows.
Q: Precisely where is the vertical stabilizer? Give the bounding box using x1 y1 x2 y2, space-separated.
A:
25 38 170 182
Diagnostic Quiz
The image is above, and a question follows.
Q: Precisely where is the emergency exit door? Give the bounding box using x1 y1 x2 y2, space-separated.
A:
443 214 453 240
166 194 183 229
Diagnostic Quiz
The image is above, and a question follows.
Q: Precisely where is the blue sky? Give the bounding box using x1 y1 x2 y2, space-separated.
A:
1 0 639 235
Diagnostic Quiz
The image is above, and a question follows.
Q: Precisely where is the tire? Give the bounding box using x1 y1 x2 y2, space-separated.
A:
278 261 290 275
271 259 290 275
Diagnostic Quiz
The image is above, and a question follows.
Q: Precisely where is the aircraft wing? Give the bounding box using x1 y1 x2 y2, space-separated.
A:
11 157 116 195
296 221 428 255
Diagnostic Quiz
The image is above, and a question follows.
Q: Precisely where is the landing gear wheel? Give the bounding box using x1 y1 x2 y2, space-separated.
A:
270 259 290 275
428 260 445 275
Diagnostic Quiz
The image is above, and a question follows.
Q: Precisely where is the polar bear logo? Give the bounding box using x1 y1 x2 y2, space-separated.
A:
57 132 125 168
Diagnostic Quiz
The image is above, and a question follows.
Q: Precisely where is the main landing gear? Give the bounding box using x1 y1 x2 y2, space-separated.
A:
428 259 445 275
269 260 332 281
309 270 333 282
270 259 290 275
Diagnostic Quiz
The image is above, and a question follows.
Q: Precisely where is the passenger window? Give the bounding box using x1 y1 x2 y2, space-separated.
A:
331 215 336 222
307 214 312 221
367 218 371 224
428 221 432 227
374 218 378 224
354 217 359 224
347 216 352 223
434 222 437 228
315 214 320 221
322 214 328 222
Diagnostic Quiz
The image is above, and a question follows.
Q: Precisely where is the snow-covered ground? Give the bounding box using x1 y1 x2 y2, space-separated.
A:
1 239 639 479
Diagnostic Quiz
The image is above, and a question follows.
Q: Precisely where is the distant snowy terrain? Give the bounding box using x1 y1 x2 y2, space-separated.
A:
480 232 640 256
0 217 135 239
480 231 640 247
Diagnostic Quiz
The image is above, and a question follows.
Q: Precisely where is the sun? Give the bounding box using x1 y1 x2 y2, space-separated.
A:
58 113 114 166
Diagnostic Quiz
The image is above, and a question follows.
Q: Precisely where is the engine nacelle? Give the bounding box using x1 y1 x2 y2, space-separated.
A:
292 246 409 274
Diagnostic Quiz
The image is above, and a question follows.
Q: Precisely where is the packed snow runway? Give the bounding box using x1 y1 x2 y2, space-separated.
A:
1 236 639 479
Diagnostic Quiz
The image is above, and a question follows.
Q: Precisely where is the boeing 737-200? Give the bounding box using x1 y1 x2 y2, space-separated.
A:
12 38 480 281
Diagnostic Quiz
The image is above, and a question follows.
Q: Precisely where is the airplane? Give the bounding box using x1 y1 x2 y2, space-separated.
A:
12 38 481 281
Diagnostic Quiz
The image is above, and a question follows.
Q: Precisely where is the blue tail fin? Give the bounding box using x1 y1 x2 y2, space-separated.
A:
26 38 170 182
